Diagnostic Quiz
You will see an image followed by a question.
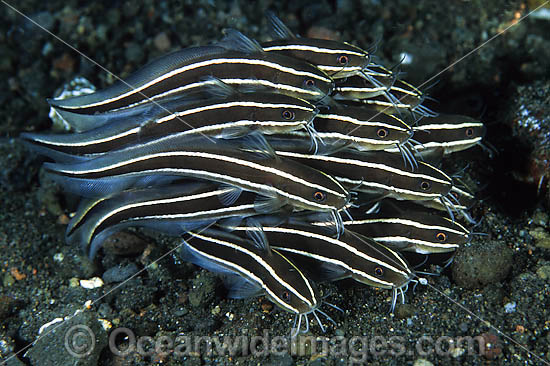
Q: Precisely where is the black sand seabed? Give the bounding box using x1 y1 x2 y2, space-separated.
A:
0 1 549 365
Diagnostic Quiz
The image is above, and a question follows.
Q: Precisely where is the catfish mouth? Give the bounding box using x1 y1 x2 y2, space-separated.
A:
329 209 345 239
390 273 419 312
291 297 344 338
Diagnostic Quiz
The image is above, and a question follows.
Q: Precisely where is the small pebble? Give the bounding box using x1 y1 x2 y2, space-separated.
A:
80 277 104 289
504 301 517 313
52 53 75 72
479 332 502 360
536 265 550 280
174 308 188 317
2 273 15 287
530 228 550 249
394 303 415 319
98 319 112 331
53 253 64 262
69 277 80 287
211 305 221 315
102 263 139 284
0 295 16 321
450 347 465 358
56 214 70 225
413 359 433 366
154 32 171 52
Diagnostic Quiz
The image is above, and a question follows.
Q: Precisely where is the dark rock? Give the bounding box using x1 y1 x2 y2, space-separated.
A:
0 295 17 321
188 271 217 308
451 240 513 289
24 311 107 366
0 337 25 365
102 231 148 256
97 303 114 318
102 263 139 284
266 353 294 366
394 303 415 319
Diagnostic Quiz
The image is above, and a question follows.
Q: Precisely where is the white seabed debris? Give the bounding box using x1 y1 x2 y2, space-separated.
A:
80 277 104 289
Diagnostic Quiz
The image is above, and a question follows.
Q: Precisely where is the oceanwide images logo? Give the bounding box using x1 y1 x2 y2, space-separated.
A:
65 325 490 362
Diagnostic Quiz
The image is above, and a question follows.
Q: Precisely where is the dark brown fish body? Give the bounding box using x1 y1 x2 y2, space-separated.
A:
268 146 453 202
44 135 350 213
338 200 470 254
262 38 370 79
23 92 318 156
49 48 333 115
224 220 413 290
68 182 261 257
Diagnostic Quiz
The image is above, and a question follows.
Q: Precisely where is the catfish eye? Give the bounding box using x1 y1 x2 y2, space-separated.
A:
420 181 431 191
377 128 388 138
436 232 447 242
282 110 295 120
338 55 349 65
451 191 460 200
465 128 474 137
281 291 291 303
374 267 384 277
305 79 316 88
313 191 326 202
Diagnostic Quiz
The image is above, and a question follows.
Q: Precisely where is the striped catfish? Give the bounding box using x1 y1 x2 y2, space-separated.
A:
386 114 486 155
335 65 436 118
48 33 333 116
414 183 478 223
43 135 350 216
180 228 325 336
223 219 416 310
266 127 417 170
266 142 453 202
311 105 413 152
67 182 265 258
334 66 397 100
260 13 370 79
314 200 470 254
339 91 436 119
264 108 413 151
22 90 319 157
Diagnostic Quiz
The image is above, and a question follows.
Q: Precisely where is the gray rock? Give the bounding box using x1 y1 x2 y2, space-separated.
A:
452 240 514 289
0 337 26 365
24 311 107 366
102 263 139 284
188 272 217 308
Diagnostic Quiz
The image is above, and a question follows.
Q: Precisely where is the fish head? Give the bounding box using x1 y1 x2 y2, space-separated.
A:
266 249 321 314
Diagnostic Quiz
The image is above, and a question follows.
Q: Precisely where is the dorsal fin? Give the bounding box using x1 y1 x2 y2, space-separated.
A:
244 218 271 254
198 76 239 99
47 46 229 112
199 75 273 99
216 29 264 54
254 195 285 214
222 274 263 299
218 185 243 206
415 146 444 166
266 12 297 40
240 132 279 160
